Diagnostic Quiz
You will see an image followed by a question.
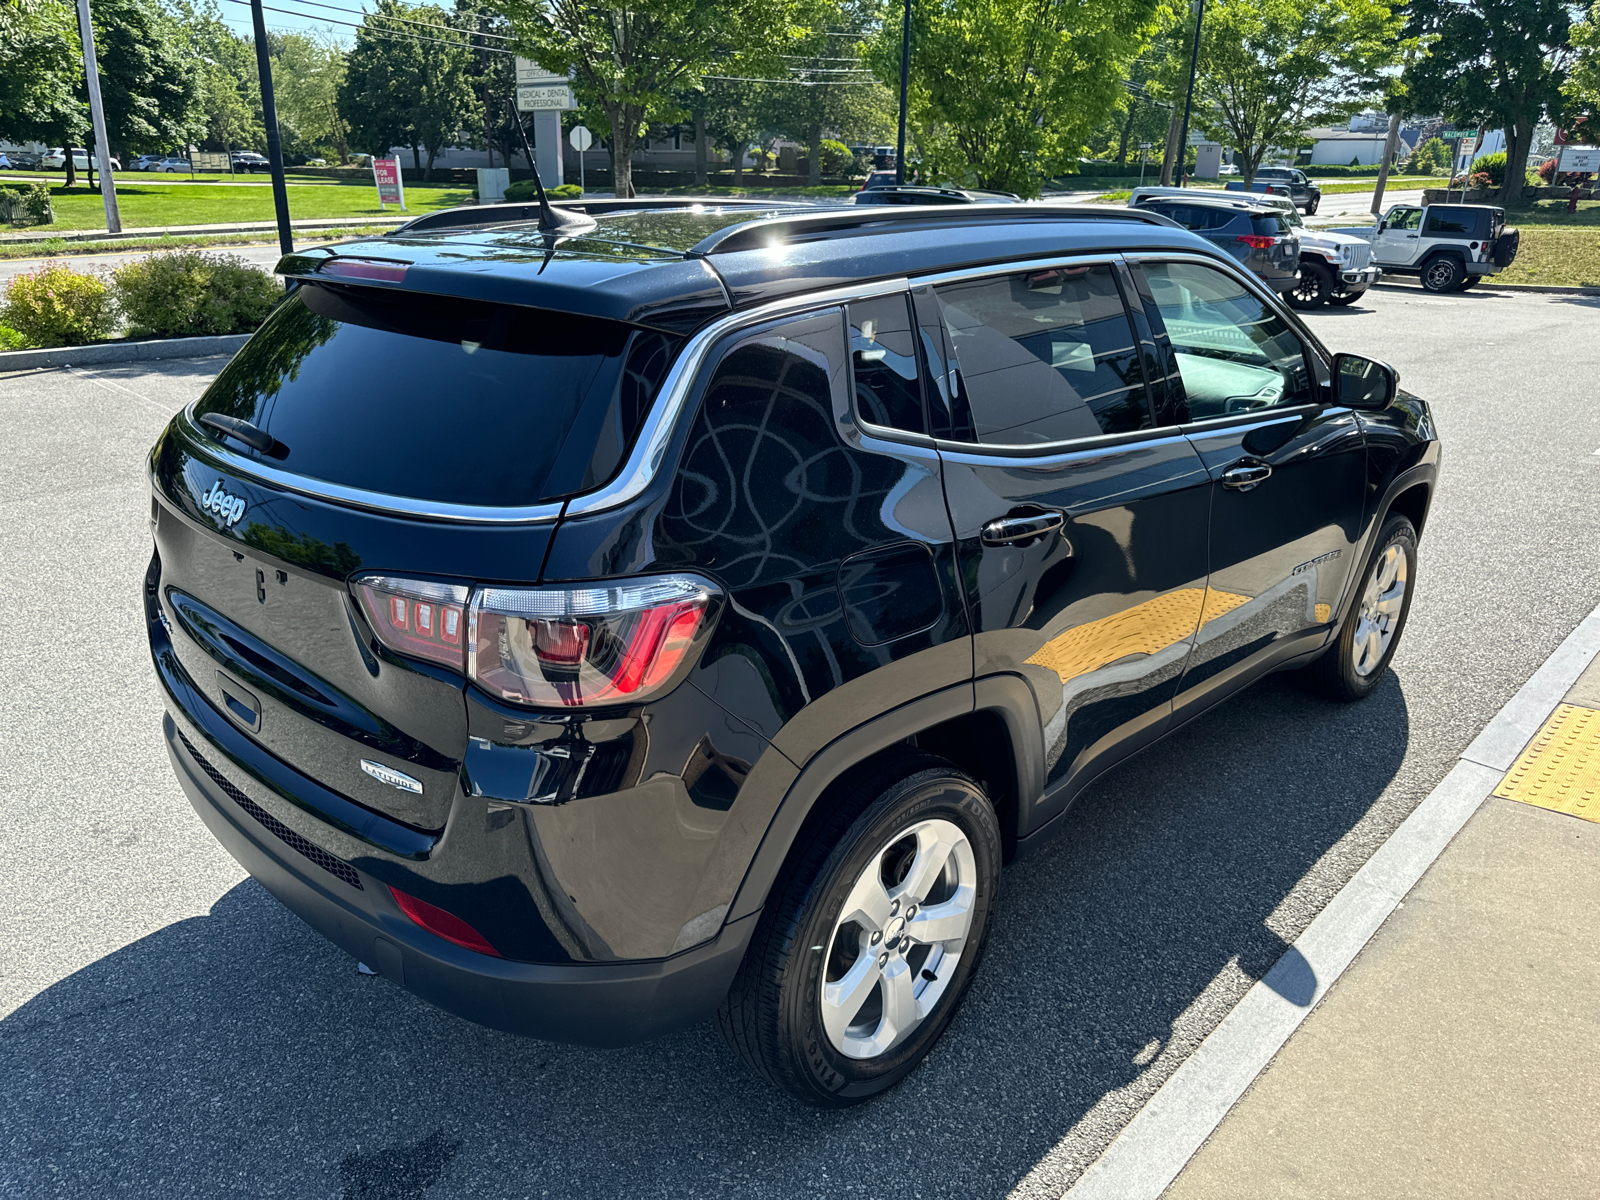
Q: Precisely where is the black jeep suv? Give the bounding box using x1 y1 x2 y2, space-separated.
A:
147 198 1439 1106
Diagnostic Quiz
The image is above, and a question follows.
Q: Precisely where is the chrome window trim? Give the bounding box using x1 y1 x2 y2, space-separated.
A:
934 427 1194 470
565 274 910 516
175 406 567 525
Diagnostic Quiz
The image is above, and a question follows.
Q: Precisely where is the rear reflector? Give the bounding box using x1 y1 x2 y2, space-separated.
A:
388 886 501 957
354 576 468 669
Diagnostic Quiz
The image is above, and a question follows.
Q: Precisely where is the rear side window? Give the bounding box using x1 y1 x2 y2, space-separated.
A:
1149 203 1241 231
1423 208 1476 237
933 263 1151 446
1250 214 1290 236
194 284 678 507
848 295 924 433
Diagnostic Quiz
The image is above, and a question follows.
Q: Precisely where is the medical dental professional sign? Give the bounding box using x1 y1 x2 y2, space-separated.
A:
372 156 405 210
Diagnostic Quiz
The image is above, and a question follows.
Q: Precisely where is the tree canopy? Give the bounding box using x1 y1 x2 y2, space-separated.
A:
1180 0 1401 184
866 0 1164 197
1403 0 1578 202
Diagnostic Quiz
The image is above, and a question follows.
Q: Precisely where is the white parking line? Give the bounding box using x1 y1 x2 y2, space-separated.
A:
63 363 175 418
1057 597 1600 1200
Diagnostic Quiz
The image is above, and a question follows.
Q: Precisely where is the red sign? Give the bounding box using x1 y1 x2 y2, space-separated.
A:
372 157 405 210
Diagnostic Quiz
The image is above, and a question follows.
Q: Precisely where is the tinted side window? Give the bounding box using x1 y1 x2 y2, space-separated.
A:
848 294 925 433
1423 208 1474 236
1149 203 1240 231
934 263 1151 446
1141 260 1315 420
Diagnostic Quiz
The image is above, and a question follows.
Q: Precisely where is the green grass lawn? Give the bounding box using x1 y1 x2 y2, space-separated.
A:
635 183 859 198
1487 199 1600 288
28 180 472 231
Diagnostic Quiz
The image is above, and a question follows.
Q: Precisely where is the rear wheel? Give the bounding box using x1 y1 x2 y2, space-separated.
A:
1289 261 1333 309
1305 198 1319 215
1421 255 1463 293
719 756 1001 1107
1304 514 1417 701
1457 276 1478 290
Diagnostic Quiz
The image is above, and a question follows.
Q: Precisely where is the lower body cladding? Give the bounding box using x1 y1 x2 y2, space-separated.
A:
163 709 758 1046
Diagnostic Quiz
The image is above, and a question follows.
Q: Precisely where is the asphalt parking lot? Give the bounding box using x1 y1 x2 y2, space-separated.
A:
3 285 1598 1200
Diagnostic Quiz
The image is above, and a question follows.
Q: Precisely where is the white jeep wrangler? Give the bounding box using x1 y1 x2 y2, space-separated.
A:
1370 202 1520 292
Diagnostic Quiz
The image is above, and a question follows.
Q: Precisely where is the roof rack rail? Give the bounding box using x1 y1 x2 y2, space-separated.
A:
387 196 809 237
690 203 1180 256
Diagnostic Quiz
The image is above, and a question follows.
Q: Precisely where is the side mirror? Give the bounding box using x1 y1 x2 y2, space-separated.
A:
1333 353 1398 410
1376 219 1387 232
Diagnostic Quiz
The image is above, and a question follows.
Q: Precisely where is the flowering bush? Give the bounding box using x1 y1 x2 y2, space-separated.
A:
1468 171 1493 190
0 262 116 346
112 251 281 337
1538 157 1558 183
1469 151 1507 187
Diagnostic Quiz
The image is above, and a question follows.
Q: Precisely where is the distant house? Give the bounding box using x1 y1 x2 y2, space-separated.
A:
1303 125 1420 166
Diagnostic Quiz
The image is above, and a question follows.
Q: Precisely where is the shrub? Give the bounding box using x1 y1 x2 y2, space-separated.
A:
503 179 585 202
820 139 852 176
1468 170 1493 191
0 323 29 351
0 181 53 226
112 251 280 338
1537 157 1558 182
1 263 117 346
1469 151 1507 187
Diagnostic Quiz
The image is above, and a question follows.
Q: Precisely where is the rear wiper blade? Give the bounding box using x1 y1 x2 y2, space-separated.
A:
199 413 288 459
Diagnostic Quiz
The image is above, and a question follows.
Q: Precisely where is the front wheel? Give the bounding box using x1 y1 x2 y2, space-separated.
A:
1289 261 1333 309
719 756 1002 1107
1421 255 1463 293
1304 514 1417 701
1327 289 1365 307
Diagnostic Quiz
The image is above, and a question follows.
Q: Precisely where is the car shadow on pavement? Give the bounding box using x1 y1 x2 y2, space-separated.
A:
0 674 1409 1200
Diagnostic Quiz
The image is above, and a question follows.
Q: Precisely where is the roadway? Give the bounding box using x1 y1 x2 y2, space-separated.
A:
2 286 1598 1198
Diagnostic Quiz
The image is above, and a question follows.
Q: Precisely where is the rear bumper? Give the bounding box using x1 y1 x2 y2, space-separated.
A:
164 711 756 1046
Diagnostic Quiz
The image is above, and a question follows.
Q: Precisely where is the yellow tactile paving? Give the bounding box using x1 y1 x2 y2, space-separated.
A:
1494 703 1600 823
1025 587 1251 684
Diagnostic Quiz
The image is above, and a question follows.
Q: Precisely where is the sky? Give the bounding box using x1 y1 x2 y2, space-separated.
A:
215 0 369 44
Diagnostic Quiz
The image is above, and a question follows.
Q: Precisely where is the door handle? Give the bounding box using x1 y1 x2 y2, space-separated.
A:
980 508 1065 546
1221 461 1272 492
1404 233 1417 239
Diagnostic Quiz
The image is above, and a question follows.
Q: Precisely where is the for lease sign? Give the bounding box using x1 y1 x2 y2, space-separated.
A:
372 157 405 210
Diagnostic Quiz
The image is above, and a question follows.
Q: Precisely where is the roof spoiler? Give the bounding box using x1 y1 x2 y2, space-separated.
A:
386 196 809 237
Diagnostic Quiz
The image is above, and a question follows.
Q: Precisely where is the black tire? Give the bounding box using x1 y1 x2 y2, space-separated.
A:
1304 514 1417 702
1457 276 1478 290
1305 198 1319 215
1420 254 1463 293
1288 260 1333 309
719 754 1002 1107
1327 289 1365 306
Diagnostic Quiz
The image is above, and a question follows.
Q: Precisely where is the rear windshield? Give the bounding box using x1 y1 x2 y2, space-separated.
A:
193 283 679 507
1250 214 1291 235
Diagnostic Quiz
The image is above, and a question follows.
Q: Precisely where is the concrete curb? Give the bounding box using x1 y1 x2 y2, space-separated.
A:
1371 280 1600 296
0 216 407 246
0 333 249 372
1058 596 1600 1200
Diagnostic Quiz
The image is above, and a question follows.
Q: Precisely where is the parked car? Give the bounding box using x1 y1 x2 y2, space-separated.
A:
132 154 166 172
858 168 900 192
40 149 121 171
230 151 271 174
1227 167 1321 214
854 184 1022 205
1130 194 1302 292
1248 193 1381 308
1218 163 1240 176
0 153 10 170
5 150 42 170
1369 202 1519 292
147 196 1437 1106
155 156 193 173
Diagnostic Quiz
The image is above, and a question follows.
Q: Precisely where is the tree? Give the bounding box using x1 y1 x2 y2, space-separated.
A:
172 0 263 152
270 31 349 161
0 0 84 150
695 76 769 183
455 0 521 170
1563 6 1599 132
1403 0 1578 204
1180 0 1401 185
338 1 480 178
493 0 807 198
755 9 894 186
91 0 202 158
866 0 1164 197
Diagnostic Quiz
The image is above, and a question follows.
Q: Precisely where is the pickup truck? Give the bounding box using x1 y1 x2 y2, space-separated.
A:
1226 168 1321 214
1369 202 1519 292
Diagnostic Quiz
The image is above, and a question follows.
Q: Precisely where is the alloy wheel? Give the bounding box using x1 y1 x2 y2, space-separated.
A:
820 818 977 1060
1352 543 1408 676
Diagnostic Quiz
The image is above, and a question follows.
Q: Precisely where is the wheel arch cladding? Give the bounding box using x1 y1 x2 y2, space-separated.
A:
726 683 1038 921
1386 481 1432 537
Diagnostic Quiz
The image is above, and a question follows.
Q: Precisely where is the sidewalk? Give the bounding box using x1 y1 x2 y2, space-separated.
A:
1163 656 1600 1199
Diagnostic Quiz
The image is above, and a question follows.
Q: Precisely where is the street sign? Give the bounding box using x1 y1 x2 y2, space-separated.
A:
372 156 404 210
1441 130 1473 139
515 56 566 85
569 126 594 152
1557 145 1600 174
517 85 574 111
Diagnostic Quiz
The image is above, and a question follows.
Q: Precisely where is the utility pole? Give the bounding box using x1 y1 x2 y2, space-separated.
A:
895 0 911 185
1175 0 1206 187
1371 111 1403 216
75 0 120 234
250 0 294 257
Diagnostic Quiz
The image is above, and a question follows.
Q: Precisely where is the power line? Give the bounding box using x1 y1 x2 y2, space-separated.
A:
220 0 512 51
282 0 517 40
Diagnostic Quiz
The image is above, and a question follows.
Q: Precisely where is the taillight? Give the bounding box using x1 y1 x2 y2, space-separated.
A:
469 575 717 708
389 886 500 957
1236 234 1279 249
354 576 468 669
